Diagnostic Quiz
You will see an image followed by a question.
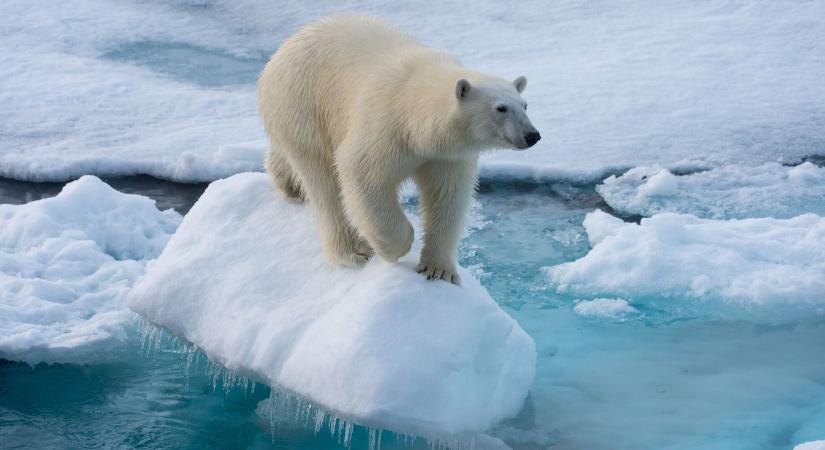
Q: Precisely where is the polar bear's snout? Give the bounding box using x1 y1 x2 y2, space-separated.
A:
524 130 541 148
512 125 540 150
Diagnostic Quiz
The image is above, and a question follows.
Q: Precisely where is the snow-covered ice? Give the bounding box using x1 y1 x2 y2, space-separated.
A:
546 210 825 321
2 1 824 182
573 298 637 320
0 176 181 365
598 162 825 219
128 172 535 440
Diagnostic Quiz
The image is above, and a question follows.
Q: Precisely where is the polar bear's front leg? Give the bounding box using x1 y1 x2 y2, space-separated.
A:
414 159 478 285
337 146 414 263
285 150 373 267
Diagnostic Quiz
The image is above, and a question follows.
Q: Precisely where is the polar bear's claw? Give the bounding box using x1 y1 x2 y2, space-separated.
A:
416 263 461 285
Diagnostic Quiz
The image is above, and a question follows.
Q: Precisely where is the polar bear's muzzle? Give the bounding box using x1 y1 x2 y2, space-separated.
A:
513 127 541 150
524 130 541 148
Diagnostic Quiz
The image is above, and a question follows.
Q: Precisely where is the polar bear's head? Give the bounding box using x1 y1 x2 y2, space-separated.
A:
455 76 540 151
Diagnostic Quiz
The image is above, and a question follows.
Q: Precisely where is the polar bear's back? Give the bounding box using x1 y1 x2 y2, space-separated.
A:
258 16 424 152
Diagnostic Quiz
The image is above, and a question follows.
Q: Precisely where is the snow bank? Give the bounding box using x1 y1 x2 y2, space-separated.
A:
598 162 825 219
795 442 825 450
0 176 181 364
128 172 535 439
546 210 825 321
2 1 824 182
573 298 637 320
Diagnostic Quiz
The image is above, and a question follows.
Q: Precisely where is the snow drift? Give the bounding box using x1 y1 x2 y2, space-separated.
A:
546 210 825 321
0 176 181 364
128 172 536 440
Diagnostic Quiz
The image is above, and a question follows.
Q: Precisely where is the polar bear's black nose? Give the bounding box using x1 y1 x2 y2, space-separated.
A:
525 131 541 147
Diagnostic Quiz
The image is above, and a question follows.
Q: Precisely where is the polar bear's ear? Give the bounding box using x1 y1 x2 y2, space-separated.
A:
513 76 527 94
455 78 472 99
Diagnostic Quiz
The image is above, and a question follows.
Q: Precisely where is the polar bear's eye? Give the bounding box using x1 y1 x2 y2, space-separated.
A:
496 105 508 113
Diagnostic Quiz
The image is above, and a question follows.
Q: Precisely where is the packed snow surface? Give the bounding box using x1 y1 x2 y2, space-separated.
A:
0 176 181 365
128 172 535 439
546 210 825 321
597 162 825 219
2 1 824 182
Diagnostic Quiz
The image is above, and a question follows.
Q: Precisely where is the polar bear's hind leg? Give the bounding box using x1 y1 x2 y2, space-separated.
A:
265 145 305 204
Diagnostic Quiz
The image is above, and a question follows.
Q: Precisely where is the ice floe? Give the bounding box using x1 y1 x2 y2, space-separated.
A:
2 1 824 182
128 172 535 440
0 176 181 364
597 162 825 219
795 442 825 450
546 210 825 321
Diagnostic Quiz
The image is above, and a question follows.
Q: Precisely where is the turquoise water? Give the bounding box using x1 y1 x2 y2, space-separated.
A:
2 179 823 449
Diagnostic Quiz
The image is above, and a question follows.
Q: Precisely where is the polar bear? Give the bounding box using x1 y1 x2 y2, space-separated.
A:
258 15 540 284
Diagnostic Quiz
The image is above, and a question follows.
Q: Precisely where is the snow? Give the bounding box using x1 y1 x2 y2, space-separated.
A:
546 210 825 321
127 172 535 440
573 298 637 320
2 1 824 182
0 176 181 365
598 162 825 219
795 442 825 450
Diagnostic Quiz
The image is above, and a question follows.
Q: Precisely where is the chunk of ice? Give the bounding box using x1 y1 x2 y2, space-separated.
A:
546 210 825 321
597 162 825 219
573 298 638 320
128 173 535 439
795 442 825 450
0 176 181 364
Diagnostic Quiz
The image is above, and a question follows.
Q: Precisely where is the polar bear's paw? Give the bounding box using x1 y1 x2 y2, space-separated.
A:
416 261 461 285
375 220 414 263
332 237 374 268
353 238 375 260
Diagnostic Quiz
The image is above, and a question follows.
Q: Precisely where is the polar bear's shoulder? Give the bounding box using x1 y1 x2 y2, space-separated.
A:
302 15 418 52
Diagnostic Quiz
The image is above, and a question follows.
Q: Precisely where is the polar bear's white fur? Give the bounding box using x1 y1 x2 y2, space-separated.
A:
258 15 539 284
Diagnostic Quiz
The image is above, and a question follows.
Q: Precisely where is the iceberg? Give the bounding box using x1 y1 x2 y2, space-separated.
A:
546 210 825 321
128 173 535 441
597 162 825 219
0 176 181 365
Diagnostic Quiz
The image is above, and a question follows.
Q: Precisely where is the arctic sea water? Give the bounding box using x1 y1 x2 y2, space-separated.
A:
2 179 823 450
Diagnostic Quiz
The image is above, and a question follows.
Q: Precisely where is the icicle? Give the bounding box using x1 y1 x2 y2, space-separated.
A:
368 429 384 450
269 390 277 443
134 319 485 450
313 407 325 434
343 421 354 449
